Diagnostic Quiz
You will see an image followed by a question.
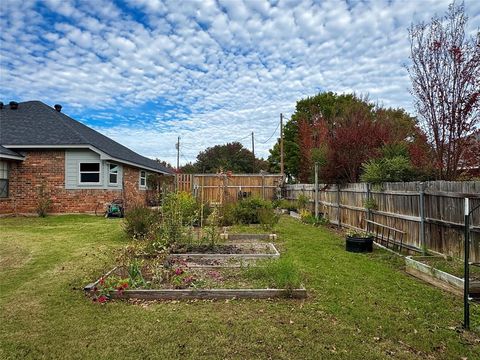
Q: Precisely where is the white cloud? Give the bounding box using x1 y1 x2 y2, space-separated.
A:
1 0 478 166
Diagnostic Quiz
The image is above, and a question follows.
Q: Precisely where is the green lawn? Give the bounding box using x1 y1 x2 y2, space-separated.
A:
0 215 479 359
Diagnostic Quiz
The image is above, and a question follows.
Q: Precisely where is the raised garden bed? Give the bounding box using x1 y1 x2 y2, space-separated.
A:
107 288 306 300
405 256 480 296
168 242 280 260
84 257 306 301
220 233 277 241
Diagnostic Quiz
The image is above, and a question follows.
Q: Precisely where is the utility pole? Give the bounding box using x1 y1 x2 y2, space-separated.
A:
280 113 284 182
176 136 180 170
251 131 255 173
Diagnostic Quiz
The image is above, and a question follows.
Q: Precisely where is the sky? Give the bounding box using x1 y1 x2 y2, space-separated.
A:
1 0 479 167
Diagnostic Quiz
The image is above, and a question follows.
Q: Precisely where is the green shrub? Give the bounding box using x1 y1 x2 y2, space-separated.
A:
202 207 221 247
245 258 301 290
258 207 280 231
361 156 415 184
123 206 158 239
218 202 236 226
176 191 198 225
272 199 290 209
299 209 329 226
233 197 273 224
160 192 185 246
297 194 309 210
196 201 212 226
286 201 298 212
363 198 378 210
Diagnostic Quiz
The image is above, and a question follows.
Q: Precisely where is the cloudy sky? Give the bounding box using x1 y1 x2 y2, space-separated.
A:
1 0 479 166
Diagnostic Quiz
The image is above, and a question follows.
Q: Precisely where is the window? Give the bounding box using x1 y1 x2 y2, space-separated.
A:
79 162 100 184
108 163 119 185
0 161 9 198
139 170 147 188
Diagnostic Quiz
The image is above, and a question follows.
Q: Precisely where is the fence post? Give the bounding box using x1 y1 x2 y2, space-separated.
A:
366 183 372 225
337 184 341 228
314 163 319 218
464 198 470 330
419 182 426 255
262 174 265 200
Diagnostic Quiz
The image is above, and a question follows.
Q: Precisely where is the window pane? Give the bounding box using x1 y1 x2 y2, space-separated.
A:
0 161 8 179
0 179 8 198
140 178 146 186
80 163 100 172
109 174 118 184
80 173 100 183
109 164 118 173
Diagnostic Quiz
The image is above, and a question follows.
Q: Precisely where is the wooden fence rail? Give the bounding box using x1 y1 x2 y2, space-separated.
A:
176 174 283 204
284 181 480 261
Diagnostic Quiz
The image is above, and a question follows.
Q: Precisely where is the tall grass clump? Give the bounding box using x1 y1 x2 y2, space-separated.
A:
245 258 301 290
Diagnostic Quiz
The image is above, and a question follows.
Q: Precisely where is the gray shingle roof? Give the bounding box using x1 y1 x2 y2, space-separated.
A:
0 145 24 159
0 101 173 174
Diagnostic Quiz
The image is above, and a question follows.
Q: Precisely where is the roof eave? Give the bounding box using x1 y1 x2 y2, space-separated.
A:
0 154 25 161
2 144 173 175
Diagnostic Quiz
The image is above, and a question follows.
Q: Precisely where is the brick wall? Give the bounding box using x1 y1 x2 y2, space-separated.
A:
0 150 148 215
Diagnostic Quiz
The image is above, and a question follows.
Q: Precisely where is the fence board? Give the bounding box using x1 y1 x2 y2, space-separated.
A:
285 181 480 261
176 174 283 204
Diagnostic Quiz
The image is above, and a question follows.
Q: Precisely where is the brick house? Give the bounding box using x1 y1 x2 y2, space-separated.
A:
0 101 173 215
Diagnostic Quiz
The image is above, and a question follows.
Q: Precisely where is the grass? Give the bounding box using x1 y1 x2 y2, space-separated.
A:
0 215 479 359
245 258 302 290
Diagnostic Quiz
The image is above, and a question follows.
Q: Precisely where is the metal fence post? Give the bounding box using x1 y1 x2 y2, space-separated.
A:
419 182 426 255
464 198 470 330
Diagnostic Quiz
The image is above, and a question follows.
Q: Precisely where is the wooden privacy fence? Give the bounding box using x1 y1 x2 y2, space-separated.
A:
284 181 480 261
176 174 283 204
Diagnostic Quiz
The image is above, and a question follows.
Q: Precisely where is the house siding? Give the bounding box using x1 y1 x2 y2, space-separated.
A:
0 150 147 215
65 149 123 190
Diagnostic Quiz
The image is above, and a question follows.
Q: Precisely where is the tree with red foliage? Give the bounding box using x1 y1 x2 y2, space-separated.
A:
323 105 389 183
407 2 480 180
298 117 313 182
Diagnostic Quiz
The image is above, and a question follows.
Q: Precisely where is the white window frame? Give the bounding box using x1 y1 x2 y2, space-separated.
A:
139 170 147 189
0 161 9 198
108 163 119 185
78 161 101 185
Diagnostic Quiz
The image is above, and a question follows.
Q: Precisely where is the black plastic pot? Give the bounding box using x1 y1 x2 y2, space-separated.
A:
346 235 373 253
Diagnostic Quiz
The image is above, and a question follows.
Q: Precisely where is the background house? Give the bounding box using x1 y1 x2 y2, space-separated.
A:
0 101 173 214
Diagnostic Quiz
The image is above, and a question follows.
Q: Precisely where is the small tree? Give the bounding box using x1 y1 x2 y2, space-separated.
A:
36 181 52 217
407 2 480 179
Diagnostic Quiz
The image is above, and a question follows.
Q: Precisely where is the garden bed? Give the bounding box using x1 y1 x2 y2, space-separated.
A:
405 256 480 296
220 233 277 241
107 288 306 300
84 256 305 301
168 242 280 260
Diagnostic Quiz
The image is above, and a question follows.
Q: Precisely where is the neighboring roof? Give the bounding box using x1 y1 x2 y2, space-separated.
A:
0 145 24 160
0 101 173 174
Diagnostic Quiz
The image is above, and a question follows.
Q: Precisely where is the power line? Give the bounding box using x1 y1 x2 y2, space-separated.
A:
180 150 194 164
232 133 252 143
257 120 281 144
